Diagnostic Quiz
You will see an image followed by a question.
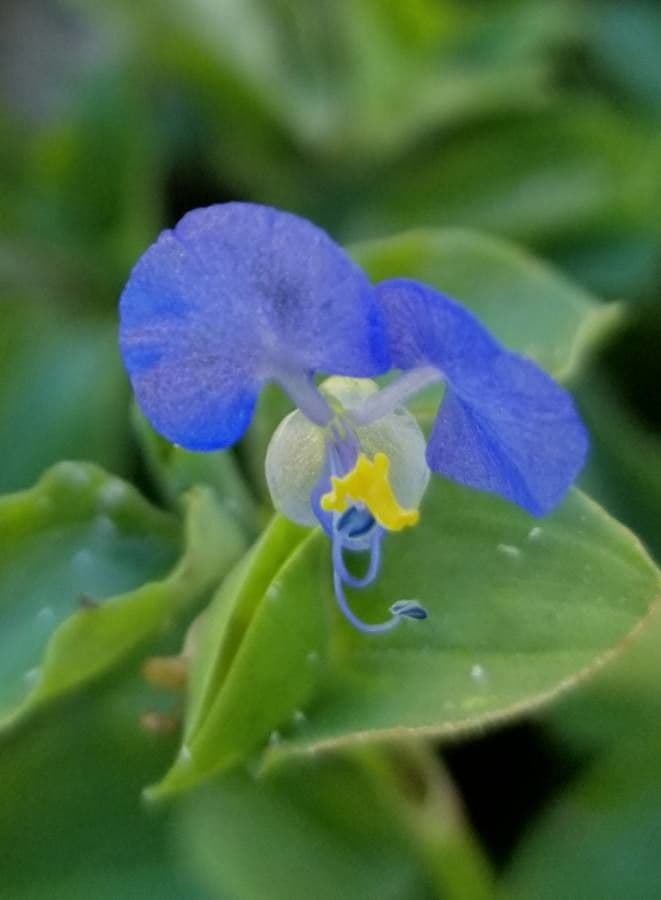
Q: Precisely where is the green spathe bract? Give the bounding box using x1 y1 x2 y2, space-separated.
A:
147 515 324 799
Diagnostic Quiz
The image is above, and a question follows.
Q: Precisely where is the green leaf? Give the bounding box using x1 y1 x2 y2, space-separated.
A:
259 481 659 767
152 476 660 791
148 515 325 799
0 462 246 731
352 228 621 381
179 744 493 900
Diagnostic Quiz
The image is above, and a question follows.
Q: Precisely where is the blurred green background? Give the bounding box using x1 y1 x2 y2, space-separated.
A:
1 1 661 897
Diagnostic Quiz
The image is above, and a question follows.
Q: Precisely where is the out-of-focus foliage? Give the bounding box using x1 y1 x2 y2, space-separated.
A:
0 304 130 491
0 462 245 731
2 0 661 897
0 677 211 900
180 745 494 900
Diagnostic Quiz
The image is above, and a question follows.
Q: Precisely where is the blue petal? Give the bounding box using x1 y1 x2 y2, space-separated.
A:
120 203 389 450
376 279 588 516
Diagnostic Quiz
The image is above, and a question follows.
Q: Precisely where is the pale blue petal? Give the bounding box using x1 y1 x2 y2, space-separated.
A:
377 279 588 515
120 203 389 449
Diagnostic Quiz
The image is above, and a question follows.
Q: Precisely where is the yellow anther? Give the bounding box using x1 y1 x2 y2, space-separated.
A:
320 452 419 532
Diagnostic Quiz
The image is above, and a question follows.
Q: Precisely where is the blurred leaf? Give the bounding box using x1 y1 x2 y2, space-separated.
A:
112 0 554 165
549 231 661 302
179 744 493 900
0 462 246 731
545 612 661 759
0 677 212 900
0 235 107 311
586 0 661 114
576 371 661 558
345 104 661 248
149 515 324 799
352 228 621 380
503 728 661 900
132 405 262 536
0 303 130 492
0 674 488 900
11 67 162 292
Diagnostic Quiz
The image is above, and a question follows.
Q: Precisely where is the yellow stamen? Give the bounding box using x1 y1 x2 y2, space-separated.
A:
320 452 419 532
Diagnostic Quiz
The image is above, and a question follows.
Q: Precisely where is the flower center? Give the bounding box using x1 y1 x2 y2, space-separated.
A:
265 375 430 634
321 452 420 532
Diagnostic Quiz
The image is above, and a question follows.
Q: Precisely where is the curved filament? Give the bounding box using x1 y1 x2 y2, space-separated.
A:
330 508 428 634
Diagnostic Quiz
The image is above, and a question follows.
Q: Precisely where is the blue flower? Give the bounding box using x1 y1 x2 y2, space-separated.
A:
120 203 389 450
120 203 588 635
360 279 589 517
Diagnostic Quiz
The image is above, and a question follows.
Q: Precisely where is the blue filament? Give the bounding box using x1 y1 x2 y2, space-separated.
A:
330 504 428 634
332 524 382 589
332 565 400 634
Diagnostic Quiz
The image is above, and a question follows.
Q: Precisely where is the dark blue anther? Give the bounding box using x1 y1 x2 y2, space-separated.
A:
337 506 376 540
389 600 429 620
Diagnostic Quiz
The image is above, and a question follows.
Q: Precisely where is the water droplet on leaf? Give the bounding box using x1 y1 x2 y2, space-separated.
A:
35 606 55 627
497 543 521 559
471 664 487 683
179 745 192 765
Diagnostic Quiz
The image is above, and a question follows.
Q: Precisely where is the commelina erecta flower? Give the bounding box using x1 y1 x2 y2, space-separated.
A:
120 203 588 634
